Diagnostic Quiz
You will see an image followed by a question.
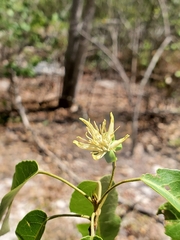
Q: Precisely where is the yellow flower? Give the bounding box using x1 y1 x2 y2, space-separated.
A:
73 112 129 162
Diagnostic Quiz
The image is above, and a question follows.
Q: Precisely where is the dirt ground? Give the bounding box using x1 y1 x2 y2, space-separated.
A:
0 74 180 239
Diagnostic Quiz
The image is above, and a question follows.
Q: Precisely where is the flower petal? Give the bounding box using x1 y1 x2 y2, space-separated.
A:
73 140 97 151
80 118 99 135
100 119 107 134
107 112 115 140
92 151 106 160
110 134 130 149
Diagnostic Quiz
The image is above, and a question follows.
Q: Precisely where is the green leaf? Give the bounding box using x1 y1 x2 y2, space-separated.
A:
96 175 121 240
77 223 90 237
81 235 103 240
11 161 39 189
141 169 180 212
158 202 180 240
0 161 39 235
15 210 47 240
175 70 180 78
69 181 98 216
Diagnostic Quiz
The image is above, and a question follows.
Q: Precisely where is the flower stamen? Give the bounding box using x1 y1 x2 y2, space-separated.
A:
73 112 129 162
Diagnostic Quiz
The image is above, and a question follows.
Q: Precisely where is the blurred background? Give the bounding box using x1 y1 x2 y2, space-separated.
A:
0 0 180 239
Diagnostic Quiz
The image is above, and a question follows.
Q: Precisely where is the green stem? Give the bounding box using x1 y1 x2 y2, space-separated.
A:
47 213 90 221
91 212 96 237
96 162 116 213
38 170 92 202
98 177 141 206
108 161 116 189
93 162 116 231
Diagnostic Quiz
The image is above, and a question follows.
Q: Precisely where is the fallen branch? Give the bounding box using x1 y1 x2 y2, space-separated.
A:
9 71 81 183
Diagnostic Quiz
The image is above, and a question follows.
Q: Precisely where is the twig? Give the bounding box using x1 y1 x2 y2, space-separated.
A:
9 71 81 183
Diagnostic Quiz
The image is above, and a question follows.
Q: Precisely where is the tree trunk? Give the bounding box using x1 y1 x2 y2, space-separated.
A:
59 0 95 108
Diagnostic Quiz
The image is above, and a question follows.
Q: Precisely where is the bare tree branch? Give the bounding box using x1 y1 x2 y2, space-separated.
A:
72 0 95 93
130 22 141 83
158 0 171 36
131 35 172 154
108 24 118 57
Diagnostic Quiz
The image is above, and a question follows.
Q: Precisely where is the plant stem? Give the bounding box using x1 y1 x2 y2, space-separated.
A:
91 212 96 237
38 170 92 202
96 162 116 211
108 161 116 189
98 177 141 206
93 162 116 230
47 213 90 221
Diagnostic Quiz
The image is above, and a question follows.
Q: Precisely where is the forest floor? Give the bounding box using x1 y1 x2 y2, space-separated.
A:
0 73 180 240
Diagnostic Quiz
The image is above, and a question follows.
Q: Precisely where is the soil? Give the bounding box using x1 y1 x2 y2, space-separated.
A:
0 74 179 240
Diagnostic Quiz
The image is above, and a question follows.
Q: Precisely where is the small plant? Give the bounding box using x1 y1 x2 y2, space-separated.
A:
0 112 180 239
